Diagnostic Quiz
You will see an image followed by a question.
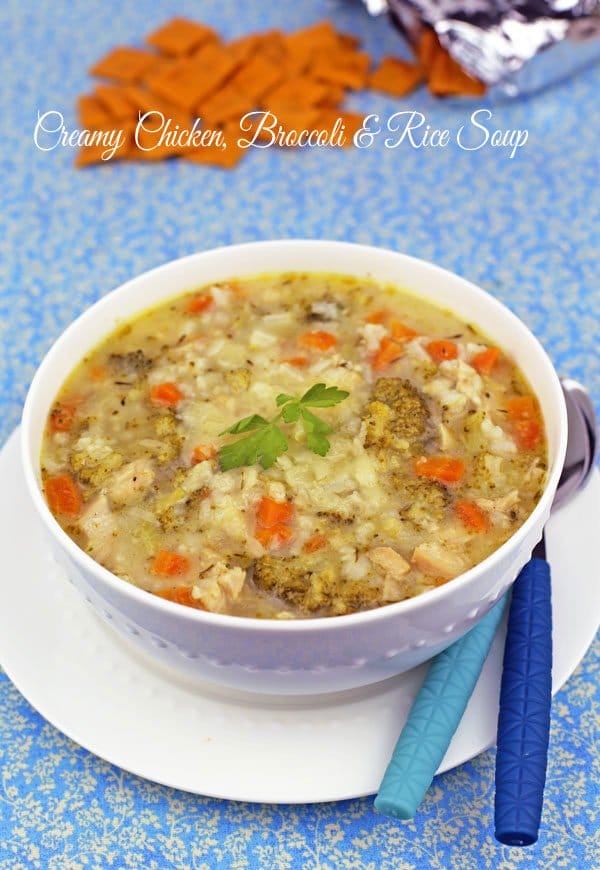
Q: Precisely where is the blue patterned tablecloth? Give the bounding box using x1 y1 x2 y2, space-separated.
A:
1 1 599 868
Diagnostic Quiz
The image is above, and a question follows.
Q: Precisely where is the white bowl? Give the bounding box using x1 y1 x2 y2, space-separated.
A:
21 241 567 694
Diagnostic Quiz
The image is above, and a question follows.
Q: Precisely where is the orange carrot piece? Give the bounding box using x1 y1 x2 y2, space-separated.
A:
89 364 109 381
455 499 489 532
157 585 200 607
506 395 542 449
297 330 337 351
49 398 81 433
255 524 294 548
185 293 213 314
45 474 82 517
149 382 184 407
513 418 542 450
191 445 216 464
471 347 500 375
372 336 404 371
283 356 309 367
303 533 327 553
390 319 417 341
506 395 538 420
426 339 458 362
415 455 465 484
363 309 389 324
256 496 294 528
151 550 190 576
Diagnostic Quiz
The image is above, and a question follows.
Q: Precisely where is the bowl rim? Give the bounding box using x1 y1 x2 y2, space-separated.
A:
21 239 568 633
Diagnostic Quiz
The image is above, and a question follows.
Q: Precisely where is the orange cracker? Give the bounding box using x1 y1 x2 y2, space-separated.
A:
317 83 347 106
199 83 255 127
311 49 371 90
417 29 439 71
75 122 134 167
77 94 113 128
227 53 283 101
90 46 160 83
186 122 245 168
123 85 192 127
146 17 218 56
264 76 332 110
283 21 342 75
94 84 138 120
313 109 365 146
428 46 486 97
148 43 238 111
369 57 424 97
227 32 263 65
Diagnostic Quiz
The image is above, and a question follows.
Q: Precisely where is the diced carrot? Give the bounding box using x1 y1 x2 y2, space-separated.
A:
364 309 389 324
513 418 542 450
149 382 184 407
283 356 308 367
256 496 294 528
297 330 337 351
191 444 216 464
426 340 458 362
415 455 465 484
471 347 500 375
390 320 417 341
150 550 190 576
49 397 82 433
45 474 82 517
255 524 294 548
507 395 538 420
455 499 489 532
89 364 109 381
157 585 200 608
185 293 213 314
371 336 404 371
507 395 542 449
303 533 327 553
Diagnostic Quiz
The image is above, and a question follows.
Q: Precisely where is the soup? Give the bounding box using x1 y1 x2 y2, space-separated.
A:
41 273 547 619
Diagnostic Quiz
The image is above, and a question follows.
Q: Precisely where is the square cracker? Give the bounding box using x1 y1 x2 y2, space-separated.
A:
186 122 245 168
148 43 238 111
311 49 371 90
146 17 218 56
90 46 160 83
370 57 424 97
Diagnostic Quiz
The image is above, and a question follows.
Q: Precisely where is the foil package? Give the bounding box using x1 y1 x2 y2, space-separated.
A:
367 0 600 97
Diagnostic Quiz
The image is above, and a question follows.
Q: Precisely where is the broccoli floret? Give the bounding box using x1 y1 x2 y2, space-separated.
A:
363 378 429 449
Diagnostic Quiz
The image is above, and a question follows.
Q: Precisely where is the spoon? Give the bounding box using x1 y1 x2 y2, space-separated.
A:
494 381 597 846
375 380 597 823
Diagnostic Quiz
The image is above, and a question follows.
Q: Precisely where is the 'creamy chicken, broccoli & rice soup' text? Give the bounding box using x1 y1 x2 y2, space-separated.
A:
41 273 547 619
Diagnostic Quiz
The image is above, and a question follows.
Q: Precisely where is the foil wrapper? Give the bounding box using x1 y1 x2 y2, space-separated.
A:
370 0 600 97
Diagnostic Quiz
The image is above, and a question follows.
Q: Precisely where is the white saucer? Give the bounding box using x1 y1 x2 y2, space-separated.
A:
1 428 598 804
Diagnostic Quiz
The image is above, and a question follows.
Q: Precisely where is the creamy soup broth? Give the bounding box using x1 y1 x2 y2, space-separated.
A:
41 273 547 618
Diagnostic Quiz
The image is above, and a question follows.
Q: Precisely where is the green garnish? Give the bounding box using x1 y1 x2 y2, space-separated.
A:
218 383 350 471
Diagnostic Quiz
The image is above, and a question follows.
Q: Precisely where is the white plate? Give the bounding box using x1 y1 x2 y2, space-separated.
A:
0 428 598 804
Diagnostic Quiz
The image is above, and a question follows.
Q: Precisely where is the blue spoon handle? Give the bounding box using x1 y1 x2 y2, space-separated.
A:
494 557 552 847
375 596 507 820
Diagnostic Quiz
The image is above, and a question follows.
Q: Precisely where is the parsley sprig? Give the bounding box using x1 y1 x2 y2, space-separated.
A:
218 383 350 471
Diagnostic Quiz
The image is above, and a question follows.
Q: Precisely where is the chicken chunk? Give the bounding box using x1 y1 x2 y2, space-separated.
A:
192 562 246 613
368 546 410 577
78 494 117 563
107 459 155 507
412 542 466 580
363 378 429 449
368 547 412 603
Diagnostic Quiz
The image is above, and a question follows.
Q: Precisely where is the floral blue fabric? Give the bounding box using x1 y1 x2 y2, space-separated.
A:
0 0 598 867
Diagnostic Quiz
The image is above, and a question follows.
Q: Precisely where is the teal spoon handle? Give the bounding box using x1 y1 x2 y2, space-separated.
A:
375 596 508 820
